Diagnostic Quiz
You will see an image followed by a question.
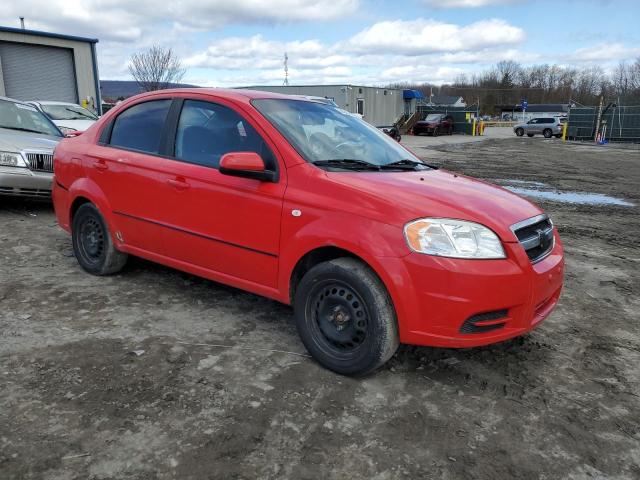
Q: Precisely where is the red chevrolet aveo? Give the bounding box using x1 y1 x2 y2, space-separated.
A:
52 89 564 375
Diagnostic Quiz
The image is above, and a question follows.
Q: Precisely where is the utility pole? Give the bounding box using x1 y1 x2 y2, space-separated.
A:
594 95 604 142
283 52 289 86
19 17 25 29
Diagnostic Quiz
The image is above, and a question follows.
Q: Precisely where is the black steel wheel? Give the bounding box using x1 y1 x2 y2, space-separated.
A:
72 203 128 275
293 258 399 376
310 280 369 351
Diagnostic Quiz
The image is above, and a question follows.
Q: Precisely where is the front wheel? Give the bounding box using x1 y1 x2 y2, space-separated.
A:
516 128 524 137
293 258 399 376
72 203 128 275
433 128 439 137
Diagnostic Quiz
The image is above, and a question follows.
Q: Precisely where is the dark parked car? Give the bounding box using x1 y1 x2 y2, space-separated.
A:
412 114 454 136
377 125 401 142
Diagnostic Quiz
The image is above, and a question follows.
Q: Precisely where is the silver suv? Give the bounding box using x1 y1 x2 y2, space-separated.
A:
0 96 63 198
514 117 566 139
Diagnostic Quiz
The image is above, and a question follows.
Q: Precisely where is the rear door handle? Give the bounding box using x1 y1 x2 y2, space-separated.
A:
93 159 108 171
167 178 190 190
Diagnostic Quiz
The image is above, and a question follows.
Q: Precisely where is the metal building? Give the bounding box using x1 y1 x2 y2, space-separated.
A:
239 85 405 126
0 25 101 113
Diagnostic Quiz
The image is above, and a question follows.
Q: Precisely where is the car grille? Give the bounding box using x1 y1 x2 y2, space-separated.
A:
0 186 51 198
26 153 54 173
512 215 554 263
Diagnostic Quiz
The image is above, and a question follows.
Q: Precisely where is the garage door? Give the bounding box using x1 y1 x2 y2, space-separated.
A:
0 42 78 103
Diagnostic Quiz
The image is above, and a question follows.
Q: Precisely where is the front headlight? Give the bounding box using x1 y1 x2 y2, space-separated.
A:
404 218 506 259
0 151 27 168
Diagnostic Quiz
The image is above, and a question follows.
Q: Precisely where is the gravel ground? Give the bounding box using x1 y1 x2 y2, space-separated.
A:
1 136 639 479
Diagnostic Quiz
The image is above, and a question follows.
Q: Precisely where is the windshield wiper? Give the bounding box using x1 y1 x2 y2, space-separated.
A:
382 158 439 170
0 126 48 135
312 159 381 171
65 107 94 120
380 159 426 170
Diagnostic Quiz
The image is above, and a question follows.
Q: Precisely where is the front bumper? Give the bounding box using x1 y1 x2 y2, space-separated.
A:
0 166 53 199
382 230 564 348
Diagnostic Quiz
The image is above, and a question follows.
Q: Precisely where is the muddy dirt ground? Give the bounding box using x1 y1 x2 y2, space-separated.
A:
1 136 639 479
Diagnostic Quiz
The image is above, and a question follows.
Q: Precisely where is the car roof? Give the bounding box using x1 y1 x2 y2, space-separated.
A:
0 95 35 107
126 88 314 103
33 101 83 106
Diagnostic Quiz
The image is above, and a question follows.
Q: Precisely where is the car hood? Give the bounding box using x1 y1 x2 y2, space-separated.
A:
326 169 544 241
52 119 96 131
0 128 61 152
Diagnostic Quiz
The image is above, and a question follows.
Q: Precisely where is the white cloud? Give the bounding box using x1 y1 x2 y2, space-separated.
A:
564 43 640 63
422 0 517 7
344 18 525 55
0 0 358 42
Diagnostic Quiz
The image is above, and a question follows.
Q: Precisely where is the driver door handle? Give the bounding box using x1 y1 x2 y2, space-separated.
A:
167 178 190 190
93 159 108 171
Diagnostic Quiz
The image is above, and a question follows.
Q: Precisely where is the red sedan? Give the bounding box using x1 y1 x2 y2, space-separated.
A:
413 113 454 136
52 89 564 375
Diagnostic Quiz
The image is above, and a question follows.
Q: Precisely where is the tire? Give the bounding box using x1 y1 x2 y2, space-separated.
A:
433 128 439 137
543 129 553 138
527 133 534 137
516 128 524 137
293 258 399 376
72 203 128 275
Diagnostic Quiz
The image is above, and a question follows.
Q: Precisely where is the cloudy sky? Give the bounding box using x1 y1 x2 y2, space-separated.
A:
2 0 639 87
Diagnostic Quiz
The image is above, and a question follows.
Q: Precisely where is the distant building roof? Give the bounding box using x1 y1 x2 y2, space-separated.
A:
100 80 199 101
0 25 98 43
429 95 464 106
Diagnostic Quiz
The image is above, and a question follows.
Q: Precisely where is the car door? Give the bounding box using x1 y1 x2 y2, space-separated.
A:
93 98 173 254
156 97 286 288
526 119 540 134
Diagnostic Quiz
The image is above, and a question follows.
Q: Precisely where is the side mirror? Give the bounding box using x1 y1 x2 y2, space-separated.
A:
219 152 277 182
65 131 83 138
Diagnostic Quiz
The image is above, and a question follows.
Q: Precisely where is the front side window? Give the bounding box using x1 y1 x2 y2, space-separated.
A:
253 99 424 168
0 99 62 137
175 100 273 169
109 100 171 154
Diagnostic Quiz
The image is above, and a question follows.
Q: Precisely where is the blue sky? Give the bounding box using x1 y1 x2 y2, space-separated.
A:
2 0 639 86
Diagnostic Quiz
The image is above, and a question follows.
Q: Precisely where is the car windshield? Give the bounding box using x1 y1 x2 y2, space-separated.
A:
41 104 98 121
0 99 63 137
424 114 443 122
252 99 425 168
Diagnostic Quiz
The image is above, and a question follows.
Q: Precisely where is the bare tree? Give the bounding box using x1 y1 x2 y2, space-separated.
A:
128 45 186 92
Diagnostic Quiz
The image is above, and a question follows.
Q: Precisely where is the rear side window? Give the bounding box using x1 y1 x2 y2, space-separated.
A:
109 100 171 154
175 99 274 169
542 118 555 124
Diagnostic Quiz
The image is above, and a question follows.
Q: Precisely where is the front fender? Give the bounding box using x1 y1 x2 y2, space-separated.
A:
277 204 412 304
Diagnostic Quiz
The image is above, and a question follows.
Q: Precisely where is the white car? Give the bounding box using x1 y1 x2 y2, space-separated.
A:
27 101 98 133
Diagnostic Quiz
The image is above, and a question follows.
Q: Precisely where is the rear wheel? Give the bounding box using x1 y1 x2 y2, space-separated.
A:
516 128 524 137
72 203 128 275
293 258 399 376
543 129 553 138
